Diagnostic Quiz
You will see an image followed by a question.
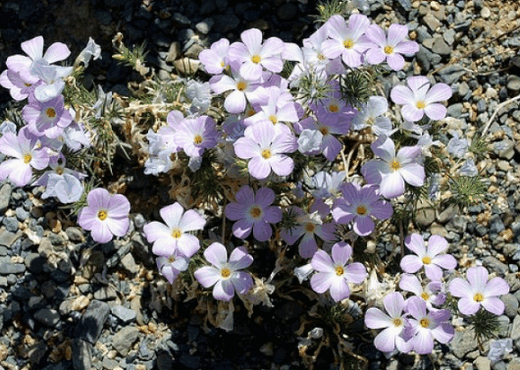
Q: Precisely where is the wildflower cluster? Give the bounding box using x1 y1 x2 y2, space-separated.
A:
0 3 508 365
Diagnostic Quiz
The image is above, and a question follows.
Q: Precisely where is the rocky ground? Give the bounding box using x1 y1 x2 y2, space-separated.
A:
1 0 520 369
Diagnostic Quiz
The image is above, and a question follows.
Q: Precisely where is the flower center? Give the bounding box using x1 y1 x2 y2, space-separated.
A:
97 210 108 221
335 266 344 276
343 39 354 49
384 45 394 55
356 205 367 216
56 167 64 175
250 206 262 219
268 115 278 124
305 223 315 233
251 55 261 64
171 229 182 239
416 100 427 109
419 318 430 328
46 107 57 118
393 318 403 327
168 255 176 263
193 135 203 144
23 154 32 164
328 104 339 113
221 267 231 278
421 292 430 300
422 256 431 265
317 53 326 60
473 293 484 302
24 83 32 87
319 126 329 135
237 81 247 91
220 61 225 67
261 149 272 159
390 159 401 171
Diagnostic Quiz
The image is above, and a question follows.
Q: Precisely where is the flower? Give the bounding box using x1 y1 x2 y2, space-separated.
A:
310 242 367 302
0 126 49 187
400 234 457 281
194 242 254 301
156 249 190 284
361 135 424 198
390 76 452 122
22 93 72 138
332 182 393 236
174 115 219 158
399 274 446 310
77 188 130 243
448 266 510 316
74 37 102 68
364 292 411 353
365 24 419 70
0 69 39 101
143 202 206 258
225 186 281 242
234 121 297 180
488 339 513 363
403 296 454 354
351 96 394 136
199 38 230 75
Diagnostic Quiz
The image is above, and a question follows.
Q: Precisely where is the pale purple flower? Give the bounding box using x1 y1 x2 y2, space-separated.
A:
447 132 468 158
199 38 230 75
30 61 72 102
332 182 393 236
225 186 281 242
280 207 336 259
399 274 446 310
234 121 297 180
365 24 419 70
0 69 39 101
351 96 394 136
310 242 367 302
364 292 411 353
77 188 130 243
313 88 357 126
0 127 49 187
22 93 72 138
361 135 425 198
143 202 206 258
403 297 454 354
449 266 510 316
391 76 452 122
322 14 372 68
294 115 348 161
156 250 189 284
174 115 219 158
228 28 284 81
400 234 457 281
194 242 254 301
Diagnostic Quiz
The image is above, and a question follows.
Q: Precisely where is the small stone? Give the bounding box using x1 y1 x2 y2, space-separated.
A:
112 326 139 356
474 356 490 370
0 184 12 214
501 294 519 318
485 87 497 99
432 38 452 56
25 253 45 274
173 58 200 75
172 12 190 27
451 328 478 358
423 13 441 31
93 285 118 301
195 18 214 35
277 3 298 20
157 351 174 370
481 7 491 18
3 217 19 233
0 262 25 275
396 0 412 11
483 256 508 275
437 204 458 224
34 308 60 327
443 28 456 45
111 305 136 324
507 75 520 92
15 207 29 221
213 14 240 33
66 227 84 243
0 230 20 247
121 253 139 277
102 357 119 370
74 300 110 344
165 42 181 63
71 296 90 311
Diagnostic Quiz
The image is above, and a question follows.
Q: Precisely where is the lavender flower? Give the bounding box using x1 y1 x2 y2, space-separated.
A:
175 115 219 158
351 96 394 136
449 266 510 316
156 250 189 284
77 188 130 243
194 242 254 301
199 38 230 75
22 93 72 138
399 274 446 310
365 24 419 70
310 242 367 302
225 186 281 242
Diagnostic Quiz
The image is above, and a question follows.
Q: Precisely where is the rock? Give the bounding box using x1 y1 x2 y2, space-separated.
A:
3 217 18 232
121 253 139 277
483 256 508 275
0 230 19 247
481 7 491 18
451 328 478 358
0 262 25 275
173 58 200 75
166 42 181 63
66 227 84 243
172 13 190 27
111 305 136 324
416 201 435 227
443 28 456 45
501 294 519 318
474 356 490 370
74 300 110 344
34 308 60 327
423 13 441 32
72 339 92 370
112 326 139 356
0 184 12 214
25 253 45 274
396 0 412 11
432 38 452 56
507 75 520 92
213 14 240 33
93 285 118 301
277 3 298 20
494 140 515 160
437 204 458 224
157 351 174 370
510 315 520 341
195 18 214 35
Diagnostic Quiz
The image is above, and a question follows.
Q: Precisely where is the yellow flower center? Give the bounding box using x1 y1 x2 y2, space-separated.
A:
261 149 272 159
97 210 108 221
335 266 344 276
46 107 57 118
390 159 401 171
268 115 278 124
250 206 262 219
420 318 430 328
305 223 315 233
23 154 32 164
319 126 329 135
421 292 430 300
220 61 225 67
251 55 261 64
393 318 403 327
328 104 339 113
221 267 231 278
317 53 326 60
473 293 484 302
237 81 247 91
422 256 431 265
171 229 182 239
356 205 367 216
384 45 394 55
416 100 426 109
193 135 203 144
343 39 354 49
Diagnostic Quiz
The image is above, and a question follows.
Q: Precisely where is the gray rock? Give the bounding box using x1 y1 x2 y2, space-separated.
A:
93 285 118 301
0 263 25 275
494 140 515 160
437 204 458 224
2 217 18 233
396 0 412 11
474 357 491 370
195 18 214 35
25 253 44 274
112 326 139 356
450 328 478 358
72 339 92 370
111 305 136 324
28 342 47 365
510 315 520 341
180 354 201 369
66 227 84 242
0 184 11 214
483 256 509 276
121 253 139 277
507 75 520 92
444 28 456 45
102 357 119 370
34 308 60 327
423 13 441 32
172 12 190 27
458 82 470 97
213 14 240 33
490 214 506 234
277 3 298 20
432 38 452 56
74 300 110 344
501 294 519 318
157 351 174 370
0 230 20 247
15 207 29 221
447 103 464 118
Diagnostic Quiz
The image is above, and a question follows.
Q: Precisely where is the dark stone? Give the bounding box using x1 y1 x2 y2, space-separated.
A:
74 300 110 344
34 308 60 327
277 3 298 20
